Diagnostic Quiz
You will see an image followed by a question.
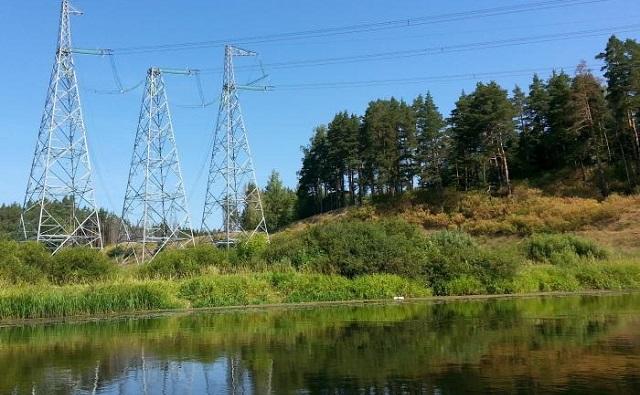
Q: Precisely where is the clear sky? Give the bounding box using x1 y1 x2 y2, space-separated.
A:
1 0 638 216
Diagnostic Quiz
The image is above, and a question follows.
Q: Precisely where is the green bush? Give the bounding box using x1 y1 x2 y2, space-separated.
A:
525 233 608 264
443 275 486 296
139 244 227 279
267 219 428 278
423 231 518 295
511 265 581 293
234 234 269 265
49 248 114 284
0 241 47 284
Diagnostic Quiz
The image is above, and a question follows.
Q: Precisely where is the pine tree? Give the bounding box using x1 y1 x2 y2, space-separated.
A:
262 170 297 231
597 36 640 186
413 92 447 189
522 74 550 172
297 126 330 217
568 62 612 192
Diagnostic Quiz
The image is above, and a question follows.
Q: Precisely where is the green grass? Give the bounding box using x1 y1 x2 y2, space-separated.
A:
1 219 640 321
0 261 639 321
0 281 184 320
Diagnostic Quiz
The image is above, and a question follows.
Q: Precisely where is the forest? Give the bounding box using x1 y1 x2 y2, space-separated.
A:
296 36 640 218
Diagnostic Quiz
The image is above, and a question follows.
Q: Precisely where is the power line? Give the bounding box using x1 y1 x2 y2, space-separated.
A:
273 65 599 91
197 24 640 74
111 0 610 55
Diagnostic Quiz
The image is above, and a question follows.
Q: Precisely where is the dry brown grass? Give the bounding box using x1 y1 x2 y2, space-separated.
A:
285 188 640 253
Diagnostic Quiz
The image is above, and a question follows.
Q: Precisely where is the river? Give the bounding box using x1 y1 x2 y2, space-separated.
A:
1 293 639 394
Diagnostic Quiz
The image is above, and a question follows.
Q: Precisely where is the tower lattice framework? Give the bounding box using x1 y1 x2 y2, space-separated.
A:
20 0 102 252
119 68 194 262
202 45 268 245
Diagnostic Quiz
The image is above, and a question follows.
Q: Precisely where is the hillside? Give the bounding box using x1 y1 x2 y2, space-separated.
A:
282 186 640 255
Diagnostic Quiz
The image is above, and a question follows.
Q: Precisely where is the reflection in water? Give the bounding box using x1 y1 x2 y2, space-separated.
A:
1 293 639 394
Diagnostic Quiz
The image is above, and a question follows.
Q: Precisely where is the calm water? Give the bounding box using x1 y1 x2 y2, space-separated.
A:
1 294 640 394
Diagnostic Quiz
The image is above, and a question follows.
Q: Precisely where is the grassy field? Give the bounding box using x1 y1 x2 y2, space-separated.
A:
1 187 640 321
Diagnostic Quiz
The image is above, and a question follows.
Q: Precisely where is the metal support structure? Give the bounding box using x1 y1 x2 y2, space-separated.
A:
119 67 195 262
20 0 102 253
201 45 269 246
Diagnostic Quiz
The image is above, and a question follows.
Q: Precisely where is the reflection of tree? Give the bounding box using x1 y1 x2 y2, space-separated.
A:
1 295 639 393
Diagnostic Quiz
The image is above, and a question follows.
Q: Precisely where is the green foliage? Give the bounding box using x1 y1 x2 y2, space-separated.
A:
525 233 608 264
0 282 182 320
271 272 354 303
262 170 297 231
139 244 227 280
49 248 115 285
179 275 279 307
510 266 581 293
234 234 270 266
0 241 48 284
423 230 518 295
267 219 428 278
350 275 432 299
181 272 431 307
443 275 486 296
268 224 517 296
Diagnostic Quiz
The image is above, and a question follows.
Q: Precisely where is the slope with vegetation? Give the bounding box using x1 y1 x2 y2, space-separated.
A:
2 186 640 322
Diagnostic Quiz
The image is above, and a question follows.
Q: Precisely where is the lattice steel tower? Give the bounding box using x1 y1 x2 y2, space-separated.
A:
119 68 195 262
20 0 102 252
202 45 268 245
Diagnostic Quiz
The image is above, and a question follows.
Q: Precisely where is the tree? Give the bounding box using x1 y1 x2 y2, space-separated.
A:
327 112 361 206
545 70 574 169
470 82 517 194
568 62 612 193
520 74 551 172
449 91 478 190
241 182 261 231
262 171 297 232
297 126 330 217
597 35 640 186
413 92 447 189
449 83 516 193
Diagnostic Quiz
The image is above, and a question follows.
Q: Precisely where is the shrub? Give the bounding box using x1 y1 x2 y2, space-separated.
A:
139 244 227 280
443 275 486 296
235 234 269 262
0 241 48 284
510 265 581 293
422 231 518 295
266 219 428 278
49 248 114 284
525 234 608 264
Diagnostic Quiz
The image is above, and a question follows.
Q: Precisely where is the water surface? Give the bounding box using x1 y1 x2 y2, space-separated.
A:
1 293 640 394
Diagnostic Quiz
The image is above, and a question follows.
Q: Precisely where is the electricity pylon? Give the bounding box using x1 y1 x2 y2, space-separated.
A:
20 0 102 252
119 68 195 262
201 45 269 246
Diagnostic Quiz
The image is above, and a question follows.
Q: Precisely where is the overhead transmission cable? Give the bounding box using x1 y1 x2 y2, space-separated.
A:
82 52 145 95
273 65 600 91
198 24 640 74
111 0 610 55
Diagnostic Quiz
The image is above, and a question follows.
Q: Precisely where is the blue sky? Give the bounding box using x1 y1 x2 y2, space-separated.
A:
1 0 638 216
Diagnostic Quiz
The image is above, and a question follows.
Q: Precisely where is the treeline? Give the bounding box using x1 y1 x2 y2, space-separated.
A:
297 36 640 217
0 171 297 241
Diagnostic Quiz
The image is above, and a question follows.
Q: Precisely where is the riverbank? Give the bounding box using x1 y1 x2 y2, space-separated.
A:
3 195 640 322
2 262 640 322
